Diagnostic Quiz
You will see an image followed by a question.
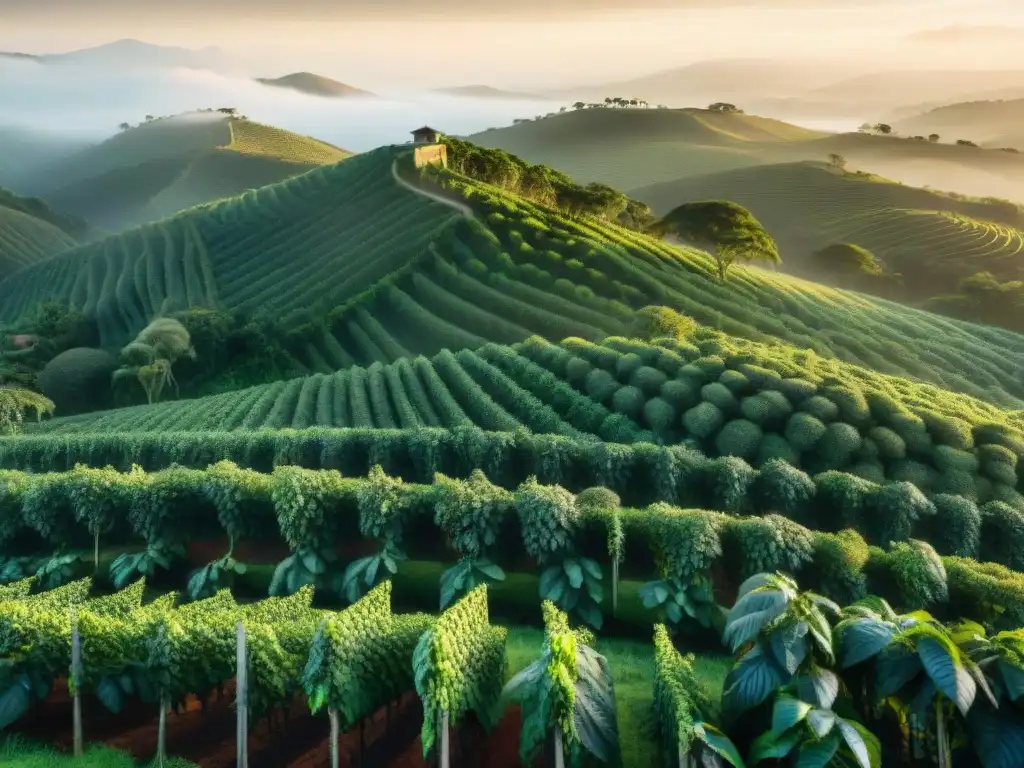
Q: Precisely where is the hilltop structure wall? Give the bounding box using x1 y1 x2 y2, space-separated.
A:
413 144 448 169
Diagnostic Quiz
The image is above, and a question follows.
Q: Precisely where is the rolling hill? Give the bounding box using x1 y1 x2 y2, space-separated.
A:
2 142 1024 414
632 160 1024 303
255 72 374 98
27 112 352 231
0 189 92 277
0 126 92 190
4 136 1024 761
470 106 1024 202
468 107 827 190
894 98 1024 149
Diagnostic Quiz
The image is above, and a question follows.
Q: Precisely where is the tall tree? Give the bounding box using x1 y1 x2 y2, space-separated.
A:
651 200 781 281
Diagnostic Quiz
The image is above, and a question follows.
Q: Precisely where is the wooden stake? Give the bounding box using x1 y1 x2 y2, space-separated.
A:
329 707 340 768
440 710 450 768
157 696 168 768
612 559 619 616
71 619 83 758
236 622 248 768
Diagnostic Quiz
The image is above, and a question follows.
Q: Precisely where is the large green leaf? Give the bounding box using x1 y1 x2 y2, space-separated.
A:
796 732 841 768
770 621 809 675
806 709 836 739
573 645 620 765
795 667 839 710
967 708 1024 768
918 636 976 715
640 581 670 609
836 719 878 768
724 646 786 715
724 608 782 652
836 618 896 668
749 730 800 765
564 559 585 589
0 680 30 729
876 645 923 698
998 659 1024 702
771 695 811 736
695 722 746 768
96 676 124 714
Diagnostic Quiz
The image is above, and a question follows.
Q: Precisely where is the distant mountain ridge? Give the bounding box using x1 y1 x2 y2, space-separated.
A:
433 85 547 100
0 39 232 71
255 72 374 98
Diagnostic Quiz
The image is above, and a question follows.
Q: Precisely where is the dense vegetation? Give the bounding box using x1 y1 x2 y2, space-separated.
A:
3 132 1024 765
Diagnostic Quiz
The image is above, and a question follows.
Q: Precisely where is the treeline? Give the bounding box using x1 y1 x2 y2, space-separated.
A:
435 136 654 230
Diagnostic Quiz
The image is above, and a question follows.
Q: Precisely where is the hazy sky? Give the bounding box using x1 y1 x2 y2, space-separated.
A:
3 0 1023 88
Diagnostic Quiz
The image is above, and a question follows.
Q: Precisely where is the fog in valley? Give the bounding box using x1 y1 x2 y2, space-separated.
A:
0 57 562 153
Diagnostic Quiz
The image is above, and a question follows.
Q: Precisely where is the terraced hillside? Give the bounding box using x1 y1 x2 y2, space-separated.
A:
30 113 351 230
469 107 1024 200
632 160 1024 300
0 189 92 277
31 332 1024 501
3 144 1024 410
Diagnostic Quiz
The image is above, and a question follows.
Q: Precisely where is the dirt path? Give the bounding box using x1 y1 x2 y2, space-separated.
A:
390 158 476 220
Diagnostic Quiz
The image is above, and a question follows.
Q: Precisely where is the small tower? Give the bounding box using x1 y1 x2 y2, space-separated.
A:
411 126 441 144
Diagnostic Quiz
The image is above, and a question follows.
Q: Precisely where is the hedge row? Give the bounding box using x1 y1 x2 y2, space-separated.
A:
2 427 1020 554
4 462 1024 630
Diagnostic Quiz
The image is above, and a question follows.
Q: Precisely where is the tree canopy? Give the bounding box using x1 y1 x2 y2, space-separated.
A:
652 200 781 281
812 242 884 277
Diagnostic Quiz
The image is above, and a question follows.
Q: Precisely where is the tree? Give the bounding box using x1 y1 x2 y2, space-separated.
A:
144 114 154 122
217 107 237 115
651 200 781 281
572 101 585 110
118 123 131 131
929 133 940 142
113 318 195 404
812 243 884 278
957 139 979 147
0 387 55 434
873 123 892 135
828 153 847 169
709 102 742 113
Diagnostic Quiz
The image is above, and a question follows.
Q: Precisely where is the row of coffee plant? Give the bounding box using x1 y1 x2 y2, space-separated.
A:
654 571 1024 768
3 421 1022 526
0 577 613 768
3 463 1024 632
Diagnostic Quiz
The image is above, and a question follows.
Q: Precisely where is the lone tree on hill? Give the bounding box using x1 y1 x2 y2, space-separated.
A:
873 123 892 134
118 122 131 131
928 133 940 142
827 153 847 169
650 200 781 282
572 101 586 110
708 102 742 113
956 138 979 147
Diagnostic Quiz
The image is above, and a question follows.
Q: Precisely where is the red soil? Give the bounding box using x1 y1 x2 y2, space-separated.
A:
12 679 432 768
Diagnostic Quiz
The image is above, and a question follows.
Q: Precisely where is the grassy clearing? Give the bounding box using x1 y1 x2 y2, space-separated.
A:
0 737 197 768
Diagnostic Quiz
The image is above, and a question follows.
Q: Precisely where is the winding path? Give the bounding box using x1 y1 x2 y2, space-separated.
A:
390 158 476 220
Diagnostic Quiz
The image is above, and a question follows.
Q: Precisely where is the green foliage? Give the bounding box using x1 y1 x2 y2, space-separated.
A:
38 348 117 416
652 624 743 766
0 388 53 435
501 602 620 767
654 200 781 281
413 586 507 756
630 306 697 342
